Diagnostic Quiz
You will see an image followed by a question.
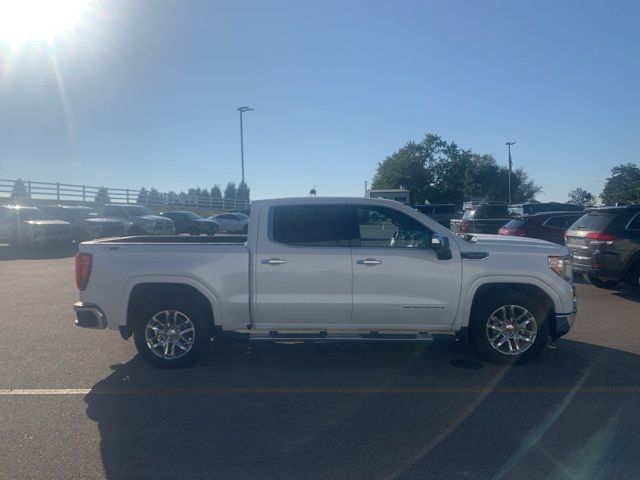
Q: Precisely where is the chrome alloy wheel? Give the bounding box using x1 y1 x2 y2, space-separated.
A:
486 305 537 356
145 310 196 360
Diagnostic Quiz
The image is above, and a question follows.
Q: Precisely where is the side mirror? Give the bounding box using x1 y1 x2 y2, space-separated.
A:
431 234 452 260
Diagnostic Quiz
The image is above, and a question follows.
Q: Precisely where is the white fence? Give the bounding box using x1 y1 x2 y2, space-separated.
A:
0 178 250 211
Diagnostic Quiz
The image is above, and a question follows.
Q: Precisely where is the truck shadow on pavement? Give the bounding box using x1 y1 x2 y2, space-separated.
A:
85 337 640 480
0 243 77 260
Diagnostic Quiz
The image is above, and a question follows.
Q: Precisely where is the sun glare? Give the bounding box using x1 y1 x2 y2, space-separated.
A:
0 0 90 46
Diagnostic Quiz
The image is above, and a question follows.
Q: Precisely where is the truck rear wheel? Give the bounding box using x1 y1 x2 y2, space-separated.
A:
470 292 549 364
133 299 213 368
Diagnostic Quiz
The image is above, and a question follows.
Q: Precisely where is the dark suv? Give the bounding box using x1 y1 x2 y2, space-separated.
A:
565 206 640 294
40 205 125 242
413 204 460 228
159 211 219 235
450 202 510 234
499 211 584 245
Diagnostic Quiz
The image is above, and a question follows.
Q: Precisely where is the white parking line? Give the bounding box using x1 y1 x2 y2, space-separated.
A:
1 386 640 395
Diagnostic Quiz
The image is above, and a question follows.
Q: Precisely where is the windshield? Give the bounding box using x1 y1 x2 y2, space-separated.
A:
121 206 153 216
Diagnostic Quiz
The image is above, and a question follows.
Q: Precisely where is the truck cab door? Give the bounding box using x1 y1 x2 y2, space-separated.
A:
350 205 462 328
253 204 356 328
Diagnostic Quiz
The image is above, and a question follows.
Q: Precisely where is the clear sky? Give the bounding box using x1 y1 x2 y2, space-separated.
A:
1 0 639 202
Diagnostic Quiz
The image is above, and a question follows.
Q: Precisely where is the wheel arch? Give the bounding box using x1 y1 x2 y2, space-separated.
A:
123 280 221 338
456 278 560 331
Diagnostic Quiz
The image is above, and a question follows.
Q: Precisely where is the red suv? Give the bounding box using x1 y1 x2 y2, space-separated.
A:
498 211 584 245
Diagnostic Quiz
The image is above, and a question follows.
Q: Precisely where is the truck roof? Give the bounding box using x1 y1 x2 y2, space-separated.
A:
252 196 410 207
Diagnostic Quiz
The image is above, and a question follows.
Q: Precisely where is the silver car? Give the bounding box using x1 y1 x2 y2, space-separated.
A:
209 212 249 233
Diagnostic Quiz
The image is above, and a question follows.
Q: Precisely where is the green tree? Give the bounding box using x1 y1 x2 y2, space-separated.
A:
95 187 111 204
600 163 640 205
372 133 540 204
148 188 164 205
237 182 250 202
224 182 237 199
211 185 222 199
568 188 596 207
10 178 30 203
136 187 149 205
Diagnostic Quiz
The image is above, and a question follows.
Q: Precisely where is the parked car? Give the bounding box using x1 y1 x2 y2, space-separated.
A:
565 205 640 294
209 212 249 233
0 205 72 248
40 205 125 242
74 197 576 367
508 202 583 216
413 204 460 228
498 212 584 245
159 211 219 235
102 204 175 236
450 202 511 234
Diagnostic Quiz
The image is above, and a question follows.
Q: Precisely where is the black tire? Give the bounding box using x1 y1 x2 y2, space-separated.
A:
584 272 618 289
470 291 549 365
626 263 640 297
133 298 213 368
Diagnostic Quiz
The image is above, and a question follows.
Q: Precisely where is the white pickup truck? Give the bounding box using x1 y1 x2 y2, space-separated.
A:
74 197 577 367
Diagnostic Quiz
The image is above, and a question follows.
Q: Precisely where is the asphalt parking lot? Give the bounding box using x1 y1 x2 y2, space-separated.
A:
1 245 640 479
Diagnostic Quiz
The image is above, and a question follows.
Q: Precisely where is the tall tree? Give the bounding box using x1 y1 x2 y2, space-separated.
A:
148 188 164 205
568 188 596 207
372 133 540 204
95 187 111 204
237 182 250 202
10 178 29 203
211 185 222 199
224 182 237 199
136 187 149 205
600 163 640 205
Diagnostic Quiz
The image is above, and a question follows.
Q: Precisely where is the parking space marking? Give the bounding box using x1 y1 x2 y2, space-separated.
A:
1 386 640 395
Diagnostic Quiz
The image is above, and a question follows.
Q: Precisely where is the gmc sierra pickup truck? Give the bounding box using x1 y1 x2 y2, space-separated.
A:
74 197 577 367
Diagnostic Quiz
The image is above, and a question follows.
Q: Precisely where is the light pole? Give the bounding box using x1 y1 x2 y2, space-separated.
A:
506 141 516 204
237 106 254 188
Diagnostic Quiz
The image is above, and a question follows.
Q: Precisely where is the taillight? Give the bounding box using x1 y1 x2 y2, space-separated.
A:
75 253 93 290
498 227 525 237
460 221 469 233
586 232 616 243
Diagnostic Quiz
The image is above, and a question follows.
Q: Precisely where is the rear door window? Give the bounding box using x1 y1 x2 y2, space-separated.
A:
544 215 583 229
627 213 640 230
271 205 357 247
569 212 617 231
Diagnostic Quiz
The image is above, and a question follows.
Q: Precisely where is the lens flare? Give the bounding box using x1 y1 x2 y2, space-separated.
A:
0 0 90 46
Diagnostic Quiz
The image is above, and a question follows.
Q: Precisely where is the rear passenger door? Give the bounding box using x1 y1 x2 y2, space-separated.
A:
254 204 356 327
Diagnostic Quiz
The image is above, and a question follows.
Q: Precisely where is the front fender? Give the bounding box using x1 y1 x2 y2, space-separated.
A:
453 275 568 331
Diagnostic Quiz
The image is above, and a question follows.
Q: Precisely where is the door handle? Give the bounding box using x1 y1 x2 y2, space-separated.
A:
356 258 382 265
261 258 287 265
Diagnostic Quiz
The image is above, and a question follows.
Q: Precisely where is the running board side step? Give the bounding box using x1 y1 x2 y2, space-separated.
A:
249 331 433 342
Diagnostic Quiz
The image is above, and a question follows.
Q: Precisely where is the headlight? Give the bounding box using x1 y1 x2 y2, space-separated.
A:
548 255 572 282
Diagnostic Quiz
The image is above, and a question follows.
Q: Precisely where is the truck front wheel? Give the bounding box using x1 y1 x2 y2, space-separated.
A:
470 292 549 364
133 300 213 368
